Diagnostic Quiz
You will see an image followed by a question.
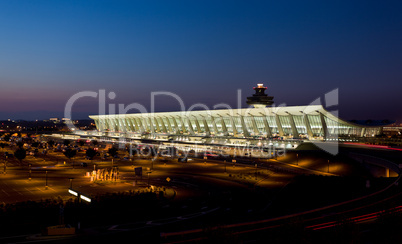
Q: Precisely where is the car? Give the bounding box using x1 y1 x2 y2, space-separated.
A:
178 157 187 163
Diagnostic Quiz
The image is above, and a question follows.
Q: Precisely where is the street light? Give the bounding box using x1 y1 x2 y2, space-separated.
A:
45 170 48 190
296 153 299 166
3 156 7 174
29 164 32 181
255 163 258 180
328 159 330 173
69 178 74 189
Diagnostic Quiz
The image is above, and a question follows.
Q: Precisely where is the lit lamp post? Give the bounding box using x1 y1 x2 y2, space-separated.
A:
4 156 7 174
296 153 299 166
328 159 330 173
147 171 151 187
45 170 48 190
29 164 32 181
232 159 236 168
69 178 74 189
255 163 258 180
204 156 207 165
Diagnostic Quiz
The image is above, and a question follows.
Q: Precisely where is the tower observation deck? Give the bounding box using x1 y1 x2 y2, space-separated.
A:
246 83 274 108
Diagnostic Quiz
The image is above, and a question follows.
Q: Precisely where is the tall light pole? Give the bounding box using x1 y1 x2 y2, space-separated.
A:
45 170 48 190
327 159 330 173
3 156 7 174
296 153 299 166
255 163 258 180
69 178 73 189
29 164 32 181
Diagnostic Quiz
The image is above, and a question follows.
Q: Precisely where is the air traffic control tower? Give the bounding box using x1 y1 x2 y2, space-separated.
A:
246 83 274 108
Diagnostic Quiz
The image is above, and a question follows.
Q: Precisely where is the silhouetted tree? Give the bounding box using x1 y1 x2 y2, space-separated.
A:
14 148 26 165
63 139 71 147
3 134 11 142
77 140 85 147
86 148 97 165
47 140 55 148
63 148 77 168
108 147 118 166
16 141 24 148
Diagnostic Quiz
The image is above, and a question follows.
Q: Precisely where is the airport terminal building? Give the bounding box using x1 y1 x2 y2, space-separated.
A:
87 85 384 147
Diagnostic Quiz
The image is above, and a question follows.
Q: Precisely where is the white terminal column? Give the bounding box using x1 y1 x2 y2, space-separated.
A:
193 116 202 133
158 117 167 133
238 114 250 137
171 116 180 134
259 113 272 138
164 117 173 133
211 116 219 135
318 112 328 139
186 117 195 135
227 114 238 136
274 114 284 137
286 112 299 139
249 114 260 135
301 112 314 138
219 116 229 136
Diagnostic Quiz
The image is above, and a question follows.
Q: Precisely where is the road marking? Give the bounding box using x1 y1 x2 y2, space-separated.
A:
1 189 9 196
108 225 118 230
48 187 57 192
35 187 44 193
24 188 34 194
13 188 23 196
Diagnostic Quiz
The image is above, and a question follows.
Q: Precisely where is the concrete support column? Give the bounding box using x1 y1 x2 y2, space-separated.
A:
286 113 299 139
260 114 272 138
164 117 173 133
193 117 202 133
249 115 260 135
140 118 148 132
238 115 250 137
201 116 211 136
171 116 180 134
146 117 153 133
125 118 134 132
137 118 145 132
219 116 229 136
275 114 284 137
360 128 366 137
158 117 167 133
211 116 219 135
227 115 238 136
152 117 160 132
94 119 100 131
318 112 328 139
186 117 195 135
179 117 187 134
302 113 313 138
132 118 140 132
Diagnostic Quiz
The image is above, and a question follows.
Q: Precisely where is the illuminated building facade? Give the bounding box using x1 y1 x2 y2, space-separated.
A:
87 85 385 147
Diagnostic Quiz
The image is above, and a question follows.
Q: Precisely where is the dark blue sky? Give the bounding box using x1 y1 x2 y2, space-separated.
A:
0 0 401 121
